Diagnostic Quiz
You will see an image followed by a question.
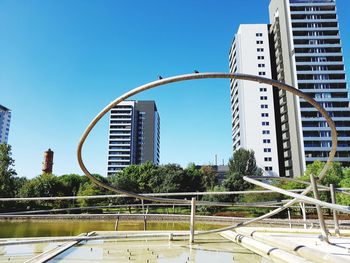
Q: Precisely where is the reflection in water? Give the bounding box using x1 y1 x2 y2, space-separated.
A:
0 220 226 238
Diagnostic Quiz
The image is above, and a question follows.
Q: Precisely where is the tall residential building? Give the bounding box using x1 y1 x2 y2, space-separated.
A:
0 105 11 144
229 24 280 176
269 0 350 176
107 100 160 176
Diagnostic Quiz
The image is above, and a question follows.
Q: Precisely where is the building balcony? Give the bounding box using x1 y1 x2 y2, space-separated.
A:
290 2 335 7
291 19 338 23
302 117 350 122
282 132 290 141
280 96 287 105
281 114 288 123
292 27 339 32
109 144 131 148
305 157 349 162
109 154 131 158
293 35 340 40
295 52 342 57
296 61 343 66
290 10 336 14
298 79 346 84
303 126 349 131
294 43 341 48
304 136 350 141
284 150 292 159
284 160 292 168
110 118 132 122
297 70 345 75
304 146 350 151
301 107 350 111
283 141 291 149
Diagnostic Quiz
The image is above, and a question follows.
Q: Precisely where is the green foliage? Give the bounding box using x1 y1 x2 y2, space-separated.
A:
19 173 66 208
223 149 261 196
109 162 205 195
77 181 107 207
338 176 350 205
0 144 17 198
198 185 231 213
58 174 87 196
304 160 343 187
200 165 217 190
109 162 158 193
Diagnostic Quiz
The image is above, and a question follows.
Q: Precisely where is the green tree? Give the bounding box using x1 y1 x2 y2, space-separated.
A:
304 160 343 187
154 164 186 193
77 181 107 207
338 174 350 205
19 173 66 208
58 174 87 196
200 165 217 190
223 149 261 194
109 162 158 193
0 144 17 198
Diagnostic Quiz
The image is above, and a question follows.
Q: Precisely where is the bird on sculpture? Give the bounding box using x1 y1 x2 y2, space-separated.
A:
194 70 199 73
158 75 163 80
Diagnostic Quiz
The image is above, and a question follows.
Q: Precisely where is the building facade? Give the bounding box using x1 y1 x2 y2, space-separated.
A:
269 0 350 176
107 100 160 176
229 24 280 176
0 105 11 144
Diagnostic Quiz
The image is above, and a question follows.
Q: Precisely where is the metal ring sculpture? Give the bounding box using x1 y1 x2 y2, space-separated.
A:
77 72 338 235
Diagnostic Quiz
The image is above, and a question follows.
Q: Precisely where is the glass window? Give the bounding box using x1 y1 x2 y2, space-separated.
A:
260 96 267 100
261 104 268 109
259 72 266 76
264 148 271 153
261 113 269 117
262 130 270 134
262 122 269 126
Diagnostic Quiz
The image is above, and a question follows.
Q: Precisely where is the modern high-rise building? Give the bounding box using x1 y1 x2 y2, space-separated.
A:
0 105 11 144
107 100 160 176
269 0 350 176
229 24 280 176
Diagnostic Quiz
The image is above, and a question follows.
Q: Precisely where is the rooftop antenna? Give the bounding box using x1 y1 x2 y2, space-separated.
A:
215 154 217 166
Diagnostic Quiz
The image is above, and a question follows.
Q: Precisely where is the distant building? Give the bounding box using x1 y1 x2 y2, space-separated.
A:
0 105 11 144
229 24 280 176
42 148 54 174
107 100 160 176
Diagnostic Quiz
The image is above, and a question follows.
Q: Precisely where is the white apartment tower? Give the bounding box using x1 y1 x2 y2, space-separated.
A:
269 0 350 176
229 24 280 176
0 105 11 144
107 100 160 176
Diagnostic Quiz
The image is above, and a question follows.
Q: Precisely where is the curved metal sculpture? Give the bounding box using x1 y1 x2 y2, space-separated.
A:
77 72 338 235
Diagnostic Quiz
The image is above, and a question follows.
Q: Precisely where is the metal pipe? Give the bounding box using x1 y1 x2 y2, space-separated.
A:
189 197 196 243
309 174 329 242
75 72 338 236
299 202 307 229
330 184 340 236
2 188 346 202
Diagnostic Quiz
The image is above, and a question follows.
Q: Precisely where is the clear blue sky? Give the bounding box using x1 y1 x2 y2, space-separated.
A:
1 0 350 178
